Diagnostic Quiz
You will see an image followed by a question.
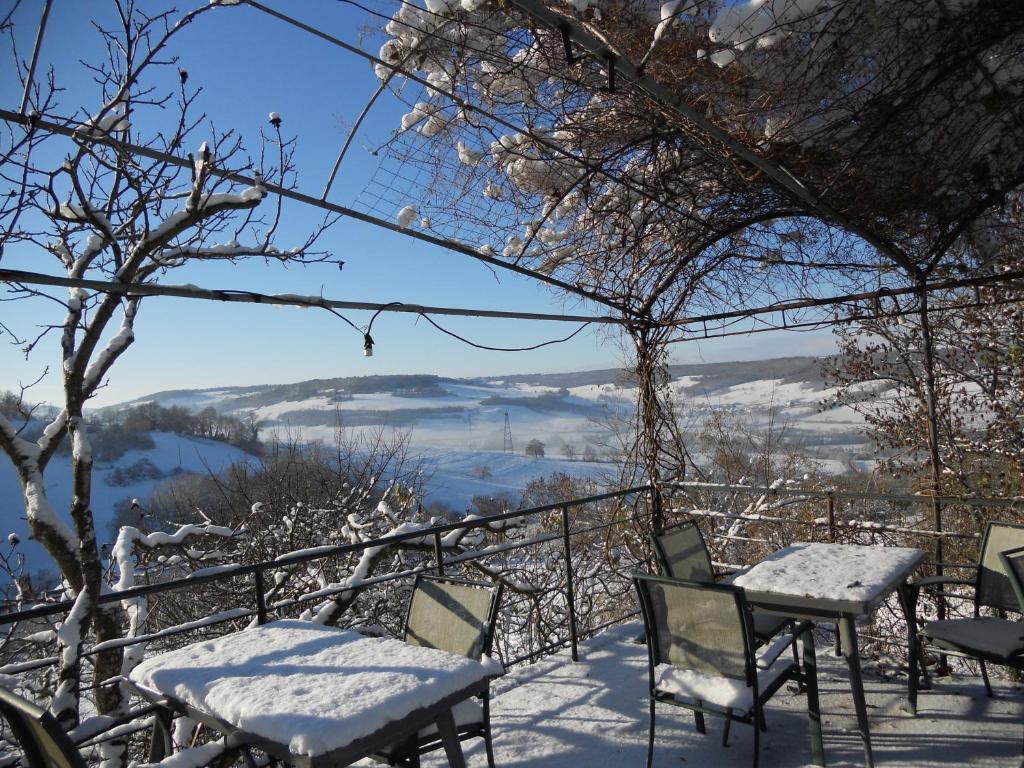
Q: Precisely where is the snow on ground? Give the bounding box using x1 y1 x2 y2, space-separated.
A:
415 449 610 513
685 378 825 407
377 621 1024 768
0 432 250 579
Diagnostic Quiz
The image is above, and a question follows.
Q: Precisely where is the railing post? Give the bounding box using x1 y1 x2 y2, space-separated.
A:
826 492 841 656
434 531 445 576
561 505 579 662
933 497 945 622
254 568 268 625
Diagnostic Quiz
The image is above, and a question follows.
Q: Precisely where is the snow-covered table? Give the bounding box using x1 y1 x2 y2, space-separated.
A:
733 542 926 768
128 619 496 768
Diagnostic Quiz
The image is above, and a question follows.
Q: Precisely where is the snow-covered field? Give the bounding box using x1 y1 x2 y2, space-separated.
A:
380 622 1024 768
5 358 882 580
0 432 250 579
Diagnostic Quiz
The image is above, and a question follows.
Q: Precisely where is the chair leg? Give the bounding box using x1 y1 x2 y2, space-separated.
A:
484 732 496 768
752 708 760 768
722 710 733 747
647 699 656 768
981 660 994 697
483 695 496 768
695 710 706 734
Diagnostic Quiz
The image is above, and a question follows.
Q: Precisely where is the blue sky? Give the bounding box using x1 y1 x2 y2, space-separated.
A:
0 1 834 408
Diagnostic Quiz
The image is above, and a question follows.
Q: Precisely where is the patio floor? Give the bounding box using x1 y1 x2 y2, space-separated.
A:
380 622 1024 767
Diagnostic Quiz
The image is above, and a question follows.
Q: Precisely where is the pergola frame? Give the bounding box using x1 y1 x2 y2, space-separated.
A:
4 0 1024 551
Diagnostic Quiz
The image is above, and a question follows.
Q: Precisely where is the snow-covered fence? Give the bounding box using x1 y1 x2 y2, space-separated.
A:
1 480 1019 767
0 484 649 767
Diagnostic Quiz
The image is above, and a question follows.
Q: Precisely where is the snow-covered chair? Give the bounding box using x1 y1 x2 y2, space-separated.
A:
651 523 792 646
375 574 504 768
633 574 823 768
912 521 1024 700
0 686 86 768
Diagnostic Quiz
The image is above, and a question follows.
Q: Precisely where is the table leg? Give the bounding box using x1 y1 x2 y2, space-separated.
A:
802 625 826 767
839 615 875 768
434 708 467 768
897 582 919 714
147 706 174 762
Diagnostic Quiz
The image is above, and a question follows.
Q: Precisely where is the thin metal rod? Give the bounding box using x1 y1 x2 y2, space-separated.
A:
19 0 53 114
322 77 389 200
0 107 627 314
433 530 445 576
321 26 448 199
561 505 579 662
0 267 626 325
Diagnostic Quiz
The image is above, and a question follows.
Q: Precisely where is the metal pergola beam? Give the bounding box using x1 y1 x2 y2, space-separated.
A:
501 0 919 276
667 268 1024 329
0 268 626 325
0 108 625 315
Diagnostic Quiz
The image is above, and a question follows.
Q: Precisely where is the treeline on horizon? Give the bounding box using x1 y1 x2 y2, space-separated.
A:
0 393 262 462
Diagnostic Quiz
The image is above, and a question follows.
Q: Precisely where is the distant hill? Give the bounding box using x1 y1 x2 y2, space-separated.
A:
105 356 837 432
481 356 830 392
99 355 865 462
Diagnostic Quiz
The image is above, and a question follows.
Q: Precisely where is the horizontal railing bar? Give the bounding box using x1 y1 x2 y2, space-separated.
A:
670 481 1024 508
0 485 651 624
441 533 562 565
684 507 978 540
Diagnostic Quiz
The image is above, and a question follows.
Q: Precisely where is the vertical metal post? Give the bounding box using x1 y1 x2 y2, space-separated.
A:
20 0 53 114
561 505 579 662
828 492 841 656
434 531 445 576
826 492 836 542
254 569 268 625
933 498 945 621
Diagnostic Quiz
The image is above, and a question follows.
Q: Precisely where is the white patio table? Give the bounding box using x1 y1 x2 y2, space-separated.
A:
733 542 926 768
127 619 497 768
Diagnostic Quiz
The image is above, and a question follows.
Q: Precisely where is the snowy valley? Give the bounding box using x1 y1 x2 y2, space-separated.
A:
1 355 875 580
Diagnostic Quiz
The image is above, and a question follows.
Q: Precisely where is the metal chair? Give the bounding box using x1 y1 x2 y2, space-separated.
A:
0 687 86 768
633 573 823 768
911 521 1024 700
377 574 504 768
651 522 793 646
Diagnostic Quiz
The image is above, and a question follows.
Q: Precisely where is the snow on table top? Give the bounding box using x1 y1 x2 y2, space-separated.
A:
732 542 924 607
130 620 491 757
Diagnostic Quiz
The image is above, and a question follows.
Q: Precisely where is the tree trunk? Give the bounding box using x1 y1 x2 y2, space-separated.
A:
633 328 667 533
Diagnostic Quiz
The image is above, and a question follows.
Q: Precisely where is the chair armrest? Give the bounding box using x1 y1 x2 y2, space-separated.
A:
753 630 798 671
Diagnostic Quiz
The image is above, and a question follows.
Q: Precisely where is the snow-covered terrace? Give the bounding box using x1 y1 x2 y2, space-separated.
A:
400 622 1023 768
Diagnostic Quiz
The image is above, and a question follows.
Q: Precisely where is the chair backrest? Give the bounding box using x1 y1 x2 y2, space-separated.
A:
997 545 1024 615
633 573 753 685
403 575 503 660
976 521 1024 613
0 687 86 768
650 522 715 583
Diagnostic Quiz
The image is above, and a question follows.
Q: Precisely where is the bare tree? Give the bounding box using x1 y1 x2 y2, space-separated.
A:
0 2 337 731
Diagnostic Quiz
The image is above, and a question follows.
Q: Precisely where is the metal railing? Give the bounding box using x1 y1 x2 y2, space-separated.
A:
0 480 1019 761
